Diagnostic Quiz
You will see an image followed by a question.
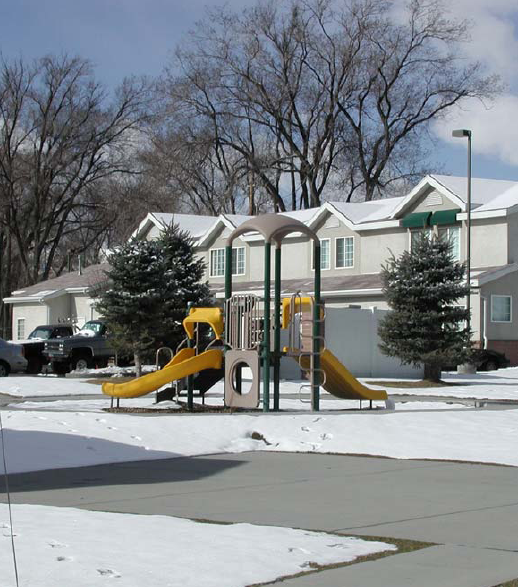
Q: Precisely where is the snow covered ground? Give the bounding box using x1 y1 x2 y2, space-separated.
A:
0 368 517 475
0 368 517 586
0 504 394 587
2 365 518 401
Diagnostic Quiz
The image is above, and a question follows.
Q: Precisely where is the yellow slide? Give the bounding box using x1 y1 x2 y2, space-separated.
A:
298 349 387 401
102 348 223 399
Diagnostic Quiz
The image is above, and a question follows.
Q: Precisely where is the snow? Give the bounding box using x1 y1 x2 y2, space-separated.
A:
0 376 102 397
0 505 394 587
1 368 518 585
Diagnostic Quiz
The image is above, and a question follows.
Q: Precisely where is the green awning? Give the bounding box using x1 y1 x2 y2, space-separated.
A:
430 209 461 226
401 211 432 229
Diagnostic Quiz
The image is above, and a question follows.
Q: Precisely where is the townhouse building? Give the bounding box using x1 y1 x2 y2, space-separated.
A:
5 174 518 363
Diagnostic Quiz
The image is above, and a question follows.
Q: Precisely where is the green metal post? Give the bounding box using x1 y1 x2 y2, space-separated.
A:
263 242 271 412
224 245 233 301
224 245 233 345
187 302 194 411
273 245 282 411
312 243 321 411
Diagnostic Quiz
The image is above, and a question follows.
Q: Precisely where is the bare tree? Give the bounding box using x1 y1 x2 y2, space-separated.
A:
333 0 499 200
161 0 498 209
0 54 152 288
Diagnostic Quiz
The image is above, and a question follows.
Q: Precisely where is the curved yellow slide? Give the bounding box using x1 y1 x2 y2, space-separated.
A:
102 348 223 399
299 349 387 401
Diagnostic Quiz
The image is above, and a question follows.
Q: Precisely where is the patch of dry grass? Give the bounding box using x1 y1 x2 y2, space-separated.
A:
370 379 461 388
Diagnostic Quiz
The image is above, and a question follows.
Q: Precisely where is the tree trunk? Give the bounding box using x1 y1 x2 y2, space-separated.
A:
424 363 441 383
134 352 142 378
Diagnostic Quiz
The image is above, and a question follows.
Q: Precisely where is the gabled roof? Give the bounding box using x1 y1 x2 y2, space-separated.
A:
390 174 518 220
4 263 110 303
128 174 518 252
471 264 518 287
196 214 253 247
133 213 218 240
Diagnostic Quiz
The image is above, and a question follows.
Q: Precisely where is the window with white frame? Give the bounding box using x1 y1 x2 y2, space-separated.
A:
336 237 354 268
491 295 512 323
210 248 226 277
210 247 245 277
17 318 25 340
312 239 330 270
438 226 461 261
231 247 246 275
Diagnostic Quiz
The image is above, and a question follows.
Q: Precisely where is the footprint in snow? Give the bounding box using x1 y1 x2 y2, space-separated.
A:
48 540 67 549
96 418 106 423
37 416 47 420
320 433 333 441
56 556 72 562
301 426 311 432
107 426 118 431
131 435 142 441
97 568 121 578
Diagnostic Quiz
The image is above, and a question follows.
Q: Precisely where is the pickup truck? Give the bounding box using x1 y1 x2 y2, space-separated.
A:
43 320 118 374
19 324 75 374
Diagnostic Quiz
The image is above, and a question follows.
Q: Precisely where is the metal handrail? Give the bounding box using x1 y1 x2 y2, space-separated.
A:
155 346 174 370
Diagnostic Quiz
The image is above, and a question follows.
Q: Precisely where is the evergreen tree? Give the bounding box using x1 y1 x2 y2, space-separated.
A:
378 234 471 382
154 225 212 350
95 225 212 375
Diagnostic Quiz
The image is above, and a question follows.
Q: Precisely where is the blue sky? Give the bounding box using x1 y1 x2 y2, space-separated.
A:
1 0 518 182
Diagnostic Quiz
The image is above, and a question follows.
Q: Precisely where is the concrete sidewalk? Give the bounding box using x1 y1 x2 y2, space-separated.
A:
4 452 518 585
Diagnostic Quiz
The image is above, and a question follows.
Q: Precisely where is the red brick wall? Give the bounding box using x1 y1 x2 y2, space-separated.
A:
487 340 518 366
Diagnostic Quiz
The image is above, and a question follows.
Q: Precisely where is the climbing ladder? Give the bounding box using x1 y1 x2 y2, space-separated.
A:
284 292 327 403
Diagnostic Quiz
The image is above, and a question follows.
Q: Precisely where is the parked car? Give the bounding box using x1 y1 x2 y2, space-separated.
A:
471 349 510 371
20 324 75 374
43 320 118 374
443 349 510 372
0 338 28 376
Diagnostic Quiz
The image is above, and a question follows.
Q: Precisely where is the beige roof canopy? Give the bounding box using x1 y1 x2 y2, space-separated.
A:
227 214 319 247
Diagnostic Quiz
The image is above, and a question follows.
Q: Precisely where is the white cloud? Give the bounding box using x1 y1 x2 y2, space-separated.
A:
448 0 518 83
433 94 518 166
424 1 518 169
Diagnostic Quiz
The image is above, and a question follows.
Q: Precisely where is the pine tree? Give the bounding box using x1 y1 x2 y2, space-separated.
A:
378 233 471 382
154 225 212 351
95 225 212 375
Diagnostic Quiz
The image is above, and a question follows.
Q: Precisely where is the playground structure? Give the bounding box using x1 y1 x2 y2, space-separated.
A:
102 214 387 410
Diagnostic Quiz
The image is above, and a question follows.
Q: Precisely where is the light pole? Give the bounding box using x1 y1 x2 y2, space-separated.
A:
452 128 472 342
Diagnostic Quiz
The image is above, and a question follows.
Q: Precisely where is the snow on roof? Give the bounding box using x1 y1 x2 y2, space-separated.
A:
151 213 217 238
224 214 253 226
279 208 318 223
432 175 518 208
147 173 518 243
329 197 406 223
474 184 518 212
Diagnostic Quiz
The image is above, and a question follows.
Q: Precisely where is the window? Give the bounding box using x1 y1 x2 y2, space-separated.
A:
410 229 430 250
336 237 354 268
231 247 245 276
210 247 245 277
210 249 226 277
438 226 461 261
17 318 25 340
312 239 330 270
491 295 512 323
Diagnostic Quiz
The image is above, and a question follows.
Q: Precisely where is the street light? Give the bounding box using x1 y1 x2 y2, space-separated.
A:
452 128 472 343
